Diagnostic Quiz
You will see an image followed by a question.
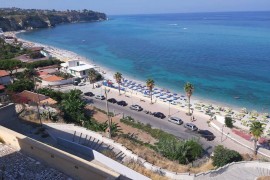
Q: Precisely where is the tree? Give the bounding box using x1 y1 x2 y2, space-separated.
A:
225 116 233 128
7 79 34 93
249 121 264 155
88 68 96 89
23 68 37 80
114 72 122 95
184 82 194 116
146 79 155 104
0 59 22 76
60 89 86 123
212 145 242 167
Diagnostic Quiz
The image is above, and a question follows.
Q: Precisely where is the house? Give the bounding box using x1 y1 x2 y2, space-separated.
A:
17 90 57 105
0 70 11 85
61 60 96 78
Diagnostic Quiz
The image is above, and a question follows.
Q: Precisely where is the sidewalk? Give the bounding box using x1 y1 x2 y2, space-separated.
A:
210 120 270 158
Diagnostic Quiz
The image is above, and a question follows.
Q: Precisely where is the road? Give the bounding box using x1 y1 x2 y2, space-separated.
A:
84 96 216 155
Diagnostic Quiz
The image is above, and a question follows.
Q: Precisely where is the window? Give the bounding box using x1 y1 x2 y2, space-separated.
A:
83 70 86 75
77 62 79 66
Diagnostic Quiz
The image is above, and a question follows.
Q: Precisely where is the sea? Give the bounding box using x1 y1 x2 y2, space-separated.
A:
17 11 270 112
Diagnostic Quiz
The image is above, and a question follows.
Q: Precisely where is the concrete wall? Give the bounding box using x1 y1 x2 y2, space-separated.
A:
0 126 120 180
58 137 150 180
42 78 73 86
0 103 17 122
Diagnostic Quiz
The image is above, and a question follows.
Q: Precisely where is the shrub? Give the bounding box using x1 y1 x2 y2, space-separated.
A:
7 79 34 92
225 116 233 128
212 145 242 167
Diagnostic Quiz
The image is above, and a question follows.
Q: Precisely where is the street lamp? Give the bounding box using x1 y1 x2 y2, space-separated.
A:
104 88 111 138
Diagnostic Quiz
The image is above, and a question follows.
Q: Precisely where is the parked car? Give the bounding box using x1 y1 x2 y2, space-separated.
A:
78 82 86 86
198 130 215 141
84 92 95 97
117 100 128 106
130 104 143 111
95 94 105 100
168 117 183 125
73 81 79 86
153 112 166 119
184 123 198 131
108 98 117 104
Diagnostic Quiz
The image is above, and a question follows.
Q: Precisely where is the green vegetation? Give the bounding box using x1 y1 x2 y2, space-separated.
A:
225 116 233 128
7 79 34 92
0 38 27 59
25 59 62 69
0 8 107 31
146 79 155 104
114 72 122 95
88 68 96 89
37 88 64 102
184 82 194 116
0 59 22 75
60 89 86 123
212 145 242 167
249 121 265 155
120 116 203 164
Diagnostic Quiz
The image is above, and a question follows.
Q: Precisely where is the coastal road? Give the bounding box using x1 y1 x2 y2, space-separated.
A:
84 96 216 155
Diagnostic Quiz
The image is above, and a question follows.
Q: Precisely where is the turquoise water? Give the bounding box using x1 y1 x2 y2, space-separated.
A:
18 11 270 111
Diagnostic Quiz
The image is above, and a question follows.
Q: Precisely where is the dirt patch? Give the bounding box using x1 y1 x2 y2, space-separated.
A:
257 176 270 180
86 105 157 144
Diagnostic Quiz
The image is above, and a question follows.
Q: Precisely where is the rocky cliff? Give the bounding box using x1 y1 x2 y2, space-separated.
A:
0 8 107 32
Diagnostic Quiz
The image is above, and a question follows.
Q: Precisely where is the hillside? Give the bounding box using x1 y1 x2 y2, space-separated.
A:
0 8 107 31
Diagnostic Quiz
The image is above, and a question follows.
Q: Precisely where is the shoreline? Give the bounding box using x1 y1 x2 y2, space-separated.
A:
6 30 268 116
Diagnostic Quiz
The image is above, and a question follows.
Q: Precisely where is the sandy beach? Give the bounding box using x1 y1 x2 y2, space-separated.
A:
6 30 270 136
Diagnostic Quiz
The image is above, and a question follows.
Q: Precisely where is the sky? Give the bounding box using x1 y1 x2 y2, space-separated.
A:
1 0 270 15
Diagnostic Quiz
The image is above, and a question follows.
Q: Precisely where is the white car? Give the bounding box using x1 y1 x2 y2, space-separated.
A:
78 82 86 86
130 104 143 111
95 94 105 100
168 117 183 125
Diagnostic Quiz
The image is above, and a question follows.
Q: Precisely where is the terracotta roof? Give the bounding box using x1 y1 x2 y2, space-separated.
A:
0 85 5 90
0 70 9 77
43 75 64 82
18 90 49 104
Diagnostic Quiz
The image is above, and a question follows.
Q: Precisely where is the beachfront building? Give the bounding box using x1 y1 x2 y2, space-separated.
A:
60 59 95 78
0 70 11 85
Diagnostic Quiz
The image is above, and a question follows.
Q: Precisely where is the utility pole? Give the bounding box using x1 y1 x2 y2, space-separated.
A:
104 88 111 138
34 77 42 127
168 101 171 117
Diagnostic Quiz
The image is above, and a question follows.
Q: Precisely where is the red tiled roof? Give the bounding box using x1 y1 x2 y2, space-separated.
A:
29 47 44 51
0 70 9 77
17 90 48 104
0 85 5 90
43 75 64 82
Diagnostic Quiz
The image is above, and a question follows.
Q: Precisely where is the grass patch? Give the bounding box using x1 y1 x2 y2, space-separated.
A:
93 107 114 117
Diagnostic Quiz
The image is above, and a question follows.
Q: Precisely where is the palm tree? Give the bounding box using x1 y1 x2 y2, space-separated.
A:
146 79 155 104
88 69 96 89
114 72 122 95
249 121 264 155
184 82 194 116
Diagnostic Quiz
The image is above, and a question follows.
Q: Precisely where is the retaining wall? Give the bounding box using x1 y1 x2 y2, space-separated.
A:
42 78 73 86
0 125 120 180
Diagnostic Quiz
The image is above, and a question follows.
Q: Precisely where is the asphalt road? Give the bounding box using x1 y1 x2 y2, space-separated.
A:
84 96 216 155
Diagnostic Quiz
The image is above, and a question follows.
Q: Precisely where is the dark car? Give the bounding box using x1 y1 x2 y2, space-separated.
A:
153 112 166 119
84 92 95 97
108 98 117 104
117 100 128 106
198 130 215 141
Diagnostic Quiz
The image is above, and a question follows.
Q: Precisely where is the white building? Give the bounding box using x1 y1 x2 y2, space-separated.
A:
61 60 96 78
0 70 11 85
